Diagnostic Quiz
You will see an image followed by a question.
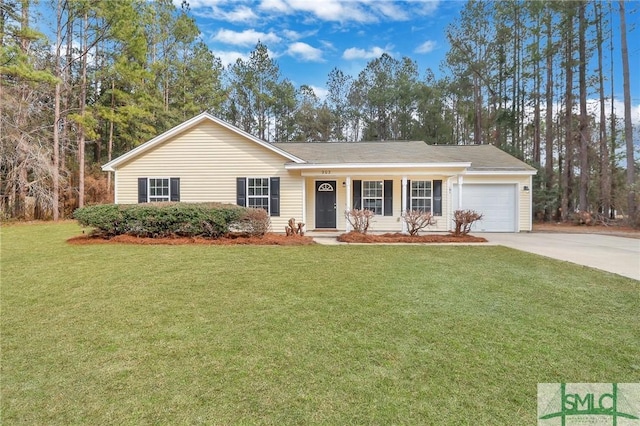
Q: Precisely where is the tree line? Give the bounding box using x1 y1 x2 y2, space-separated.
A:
1 0 637 224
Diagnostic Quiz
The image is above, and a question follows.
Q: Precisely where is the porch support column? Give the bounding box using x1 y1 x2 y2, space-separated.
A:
301 179 306 232
401 176 408 233
345 176 352 232
457 175 464 209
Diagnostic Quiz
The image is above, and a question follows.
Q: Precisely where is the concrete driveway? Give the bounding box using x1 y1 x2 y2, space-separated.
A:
479 233 640 281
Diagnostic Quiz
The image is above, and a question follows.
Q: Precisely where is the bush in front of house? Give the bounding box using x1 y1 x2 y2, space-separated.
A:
72 204 124 236
345 208 375 234
452 209 483 236
402 210 436 236
74 203 248 238
233 207 271 237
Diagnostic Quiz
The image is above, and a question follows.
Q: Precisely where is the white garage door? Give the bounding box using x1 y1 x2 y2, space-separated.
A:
452 184 517 232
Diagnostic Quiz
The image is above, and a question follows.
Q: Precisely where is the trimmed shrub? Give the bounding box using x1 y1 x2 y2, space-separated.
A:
72 204 124 236
74 203 246 238
452 209 483 236
402 209 436 236
345 209 375 234
234 208 271 237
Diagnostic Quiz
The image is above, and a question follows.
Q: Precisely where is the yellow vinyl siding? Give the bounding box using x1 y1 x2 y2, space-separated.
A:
114 120 303 231
519 176 533 231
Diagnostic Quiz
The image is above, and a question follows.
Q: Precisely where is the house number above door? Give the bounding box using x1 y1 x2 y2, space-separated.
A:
318 183 334 192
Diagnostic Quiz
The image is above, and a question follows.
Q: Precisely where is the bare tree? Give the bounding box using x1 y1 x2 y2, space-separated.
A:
595 1 610 218
561 5 576 221
619 0 636 222
544 4 555 220
578 1 589 213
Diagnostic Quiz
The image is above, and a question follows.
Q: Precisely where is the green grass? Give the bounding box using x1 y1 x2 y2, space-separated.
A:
1 222 638 425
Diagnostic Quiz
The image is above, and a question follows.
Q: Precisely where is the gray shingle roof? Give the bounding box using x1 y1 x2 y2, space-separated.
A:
271 141 535 171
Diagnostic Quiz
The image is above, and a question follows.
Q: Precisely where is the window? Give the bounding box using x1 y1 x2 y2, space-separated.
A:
362 180 383 215
352 180 392 216
411 180 432 212
236 177 280 217
137 178 180 203
149 178 170 202
405 179 441 216
247 178 270 210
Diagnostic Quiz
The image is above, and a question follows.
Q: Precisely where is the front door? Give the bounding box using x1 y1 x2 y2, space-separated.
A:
315 180 336 228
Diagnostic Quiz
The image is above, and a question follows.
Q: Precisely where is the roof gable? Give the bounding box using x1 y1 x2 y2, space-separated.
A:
102 112 305 171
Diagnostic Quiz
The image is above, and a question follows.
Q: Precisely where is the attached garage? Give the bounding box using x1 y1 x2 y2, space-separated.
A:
453 184 518 232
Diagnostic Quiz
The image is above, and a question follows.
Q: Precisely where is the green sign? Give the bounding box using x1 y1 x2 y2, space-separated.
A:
538 383 640 425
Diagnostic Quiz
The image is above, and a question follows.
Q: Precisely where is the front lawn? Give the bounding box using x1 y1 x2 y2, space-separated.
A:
1 222 638 424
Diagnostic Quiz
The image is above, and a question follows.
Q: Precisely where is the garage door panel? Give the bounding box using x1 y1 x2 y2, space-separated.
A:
453 184 516 232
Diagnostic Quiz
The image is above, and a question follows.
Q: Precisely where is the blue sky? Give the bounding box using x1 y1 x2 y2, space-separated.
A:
187 0 639 111
188 0 466 96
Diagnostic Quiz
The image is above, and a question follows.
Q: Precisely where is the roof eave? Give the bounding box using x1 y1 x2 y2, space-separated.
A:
465 169 537 176
284 162 472 170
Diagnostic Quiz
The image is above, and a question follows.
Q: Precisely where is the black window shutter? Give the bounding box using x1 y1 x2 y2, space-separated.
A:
406 180 411 211
236 177 246 207
269 177 280 217
383 180 393 216
170 178 180 202
138 178 148 203
352 180 362 209
433 180 442 216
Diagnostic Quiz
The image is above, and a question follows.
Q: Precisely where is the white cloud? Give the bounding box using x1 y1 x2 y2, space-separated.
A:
309 85 328 101
221 6 258 23
282 29 302 40
282 28 319 41
260 0 373 23
191 0 442 25
342 45 390 60
286 42 324 62
319 40 336 51
415 40 437 54
185 1 258 23
213 50 249 66
193 0 442 25
259 0 290 13
212 29 282 47
413 0 441 16
597 99 640 125
290 0 440 22
369 1 409 20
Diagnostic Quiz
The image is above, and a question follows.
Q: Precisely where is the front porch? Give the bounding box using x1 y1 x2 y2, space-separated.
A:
298 173 463 234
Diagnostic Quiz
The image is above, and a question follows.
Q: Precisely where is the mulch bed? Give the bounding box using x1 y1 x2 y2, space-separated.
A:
67 231 487 245
337 232 487 243
67 233 316 246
